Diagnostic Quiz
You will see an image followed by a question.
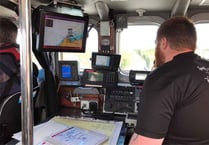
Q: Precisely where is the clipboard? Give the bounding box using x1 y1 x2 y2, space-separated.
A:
45 126 108 145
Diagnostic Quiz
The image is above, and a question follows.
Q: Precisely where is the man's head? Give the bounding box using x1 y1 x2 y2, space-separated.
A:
155 16 197 67
0 18 18 45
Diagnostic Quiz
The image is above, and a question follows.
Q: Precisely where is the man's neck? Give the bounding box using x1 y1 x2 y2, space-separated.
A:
165 49 193 63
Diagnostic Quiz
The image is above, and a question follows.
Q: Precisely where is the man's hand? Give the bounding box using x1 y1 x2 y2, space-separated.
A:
129 133 164 145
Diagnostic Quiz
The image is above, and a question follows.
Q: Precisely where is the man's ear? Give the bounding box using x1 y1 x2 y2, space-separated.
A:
160 37 168 50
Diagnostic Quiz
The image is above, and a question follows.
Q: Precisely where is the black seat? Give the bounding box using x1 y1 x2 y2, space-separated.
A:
0 86 40 144
0 91 21 144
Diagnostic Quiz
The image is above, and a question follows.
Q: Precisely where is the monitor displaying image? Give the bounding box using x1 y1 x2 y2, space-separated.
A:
58 61 79 81
95 55 110 67
87 72 104 82
91 52 121 71
39 10 89 52
61 65 72 78
135 73 148 80
129 70 150 86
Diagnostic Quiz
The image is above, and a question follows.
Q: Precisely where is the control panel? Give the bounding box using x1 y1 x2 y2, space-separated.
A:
103 86 141 114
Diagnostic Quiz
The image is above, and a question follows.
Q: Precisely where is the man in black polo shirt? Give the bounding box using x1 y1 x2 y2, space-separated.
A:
129 16 209 145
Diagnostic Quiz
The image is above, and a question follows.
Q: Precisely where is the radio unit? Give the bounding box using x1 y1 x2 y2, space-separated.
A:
91 52 121 71
129 70 150 86
81 69 118 87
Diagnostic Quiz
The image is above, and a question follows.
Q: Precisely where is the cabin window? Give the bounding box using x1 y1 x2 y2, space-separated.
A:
195 23 209 59
17 29 41 69
118 25 158 71
58 27 98 70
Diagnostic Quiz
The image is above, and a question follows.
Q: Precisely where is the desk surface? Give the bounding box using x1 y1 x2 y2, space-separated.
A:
52 116 123 145
59 107 134 145
8 107 134 145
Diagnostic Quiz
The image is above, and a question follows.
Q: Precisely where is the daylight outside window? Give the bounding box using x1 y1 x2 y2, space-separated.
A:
119 25 159 71
195 23 209 60
17 29 41 69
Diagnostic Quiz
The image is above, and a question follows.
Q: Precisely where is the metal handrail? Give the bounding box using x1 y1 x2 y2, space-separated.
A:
19 0 33 144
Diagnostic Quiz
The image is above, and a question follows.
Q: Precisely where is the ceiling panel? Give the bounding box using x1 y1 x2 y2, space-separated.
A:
0 0 208 19
76 0 176 15
0 5 17 19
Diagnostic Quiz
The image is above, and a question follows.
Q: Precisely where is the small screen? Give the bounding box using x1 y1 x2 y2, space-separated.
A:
61 65 72 78
91 52 121 71
95 55 110 67
58 61 79 82
44 16 84 48
135 73 148 80
87 72 104 82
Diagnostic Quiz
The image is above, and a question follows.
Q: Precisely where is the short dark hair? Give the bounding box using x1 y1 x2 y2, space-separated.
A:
0 18 18 44
156 16 196 51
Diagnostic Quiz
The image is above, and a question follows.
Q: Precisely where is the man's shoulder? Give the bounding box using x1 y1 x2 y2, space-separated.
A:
0 54 18 66
144 61 186 87
0 53 20 78
0 43 20 61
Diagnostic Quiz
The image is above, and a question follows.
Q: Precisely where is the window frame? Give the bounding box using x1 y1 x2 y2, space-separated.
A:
116 16 164 74
191 13 209 60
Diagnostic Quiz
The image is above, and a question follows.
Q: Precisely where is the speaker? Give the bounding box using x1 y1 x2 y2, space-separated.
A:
115 14 128 29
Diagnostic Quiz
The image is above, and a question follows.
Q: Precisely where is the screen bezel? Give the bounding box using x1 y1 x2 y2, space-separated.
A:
58 61 79 81
129 70 150 86
38 10 89 52
91 52 121 71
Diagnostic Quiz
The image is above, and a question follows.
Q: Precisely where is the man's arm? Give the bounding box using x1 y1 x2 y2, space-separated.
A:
129 133 164 145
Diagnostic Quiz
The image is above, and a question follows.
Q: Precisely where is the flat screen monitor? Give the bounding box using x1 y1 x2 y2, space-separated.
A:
95 55 110 67
38 10 89 52
91 52 121 71
129 70 150 86
87 71 104 82
135 73 148 80
58 61 79 82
